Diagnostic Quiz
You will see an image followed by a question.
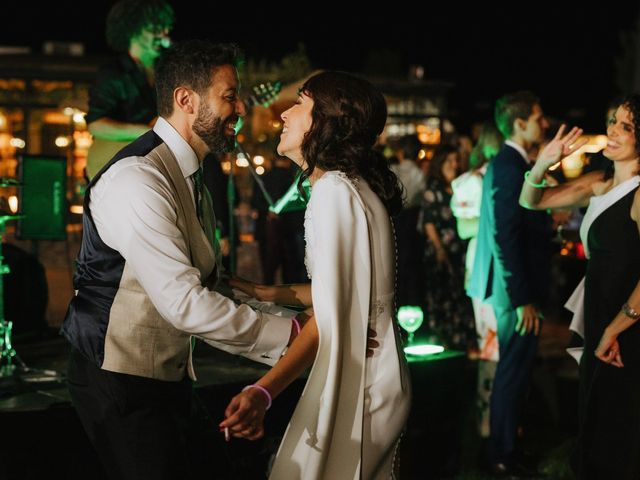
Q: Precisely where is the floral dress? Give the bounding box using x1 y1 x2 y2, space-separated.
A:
419 178 475 351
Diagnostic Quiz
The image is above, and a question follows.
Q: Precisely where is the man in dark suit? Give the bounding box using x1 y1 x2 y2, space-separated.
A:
468 91 553 476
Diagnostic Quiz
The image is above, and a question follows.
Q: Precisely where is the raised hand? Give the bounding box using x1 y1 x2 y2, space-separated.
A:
536 124 587 171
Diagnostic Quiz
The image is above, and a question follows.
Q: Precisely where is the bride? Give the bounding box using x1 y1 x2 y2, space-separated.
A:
219 71 411 479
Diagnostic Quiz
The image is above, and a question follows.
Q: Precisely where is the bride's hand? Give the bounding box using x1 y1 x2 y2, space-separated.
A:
229 276 277 302
219 388 267 441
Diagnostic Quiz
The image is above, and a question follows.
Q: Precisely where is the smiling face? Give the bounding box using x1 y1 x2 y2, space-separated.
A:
277 93 314 167
604 105 639 163
192 65 245 154
441 151 459 183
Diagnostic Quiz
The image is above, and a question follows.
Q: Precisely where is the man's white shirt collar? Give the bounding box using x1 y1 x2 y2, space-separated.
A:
153 117 200 178
505 139 531 164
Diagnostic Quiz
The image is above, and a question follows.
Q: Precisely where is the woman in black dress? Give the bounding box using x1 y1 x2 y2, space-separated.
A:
520 95 640 479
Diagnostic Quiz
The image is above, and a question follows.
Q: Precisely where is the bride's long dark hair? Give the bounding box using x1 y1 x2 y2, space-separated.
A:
299 71 403 216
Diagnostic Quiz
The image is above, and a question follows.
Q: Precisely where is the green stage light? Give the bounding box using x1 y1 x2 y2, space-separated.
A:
269 172 310 214
404 344 445 356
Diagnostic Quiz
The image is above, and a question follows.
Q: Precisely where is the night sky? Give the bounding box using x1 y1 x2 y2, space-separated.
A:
4 2 640 132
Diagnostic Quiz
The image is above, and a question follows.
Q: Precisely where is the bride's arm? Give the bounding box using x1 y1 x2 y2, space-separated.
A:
220 176 371 440
219 315 319 439
229 277 312 307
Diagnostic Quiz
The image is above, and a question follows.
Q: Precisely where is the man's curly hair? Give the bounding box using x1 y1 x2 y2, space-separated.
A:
155 40 242 118
105 0 174 52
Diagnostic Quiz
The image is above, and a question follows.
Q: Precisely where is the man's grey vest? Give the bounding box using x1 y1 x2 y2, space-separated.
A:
61 130 216 381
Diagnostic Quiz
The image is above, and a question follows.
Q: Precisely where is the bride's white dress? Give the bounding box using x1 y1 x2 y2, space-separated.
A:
269 171 412 480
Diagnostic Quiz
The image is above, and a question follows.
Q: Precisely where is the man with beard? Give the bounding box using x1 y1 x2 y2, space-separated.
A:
61 41 300 480
85 0 174 179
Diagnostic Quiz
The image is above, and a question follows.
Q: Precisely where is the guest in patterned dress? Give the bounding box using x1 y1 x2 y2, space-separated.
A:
420 145 475 351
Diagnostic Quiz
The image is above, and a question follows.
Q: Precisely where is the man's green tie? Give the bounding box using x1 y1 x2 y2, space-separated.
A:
192 168 221 278
192 167 204 227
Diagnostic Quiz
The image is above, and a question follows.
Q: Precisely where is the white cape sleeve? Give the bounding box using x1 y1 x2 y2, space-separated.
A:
269 174 372 479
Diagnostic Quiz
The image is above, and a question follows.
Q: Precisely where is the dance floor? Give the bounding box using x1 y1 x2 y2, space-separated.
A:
0 239 584 479
0 326 578 479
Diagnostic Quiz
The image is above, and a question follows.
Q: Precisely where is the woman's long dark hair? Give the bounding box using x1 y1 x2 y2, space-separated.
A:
621 94 640 151
299 71 403 216
427 145 458 185
603 94 640 180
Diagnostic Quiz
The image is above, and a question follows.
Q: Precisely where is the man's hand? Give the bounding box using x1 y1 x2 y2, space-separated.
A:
367 328 379 357
229 276 277 302
515 304 541 336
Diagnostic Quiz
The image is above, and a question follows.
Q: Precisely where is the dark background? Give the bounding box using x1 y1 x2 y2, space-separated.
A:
4 2 640 132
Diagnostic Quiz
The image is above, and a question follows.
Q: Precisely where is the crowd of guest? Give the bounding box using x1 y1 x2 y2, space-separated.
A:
46 2 638 477
241 87 638 479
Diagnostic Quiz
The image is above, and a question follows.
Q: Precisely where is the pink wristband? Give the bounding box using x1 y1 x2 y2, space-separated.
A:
242 384 272 410
292 316 301 336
